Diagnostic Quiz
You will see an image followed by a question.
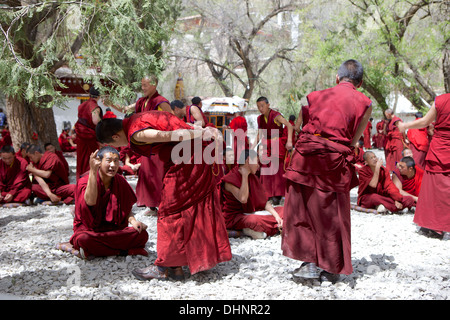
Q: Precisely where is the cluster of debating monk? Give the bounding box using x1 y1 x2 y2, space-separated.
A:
1 59 448 284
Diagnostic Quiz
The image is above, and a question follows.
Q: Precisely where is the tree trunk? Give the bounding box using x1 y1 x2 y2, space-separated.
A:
443 40 450 94
5 95 59 152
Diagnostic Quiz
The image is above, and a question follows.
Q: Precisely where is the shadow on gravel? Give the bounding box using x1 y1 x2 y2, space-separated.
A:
0 209 46 228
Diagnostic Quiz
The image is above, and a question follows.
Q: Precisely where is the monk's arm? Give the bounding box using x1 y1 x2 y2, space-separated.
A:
265 201 283 228
84 151 101 206
351 105 373 147
27 165 52 179
159 102 174 114
108 102 136 114
33 176 60 202
275 115 294 149
128 212 147 233
132 128 203 144
294 109 303 132
92 107 102 126
392 174 418 201
190 105 206 127
398 103 437 132
224 176 250 204
368 166 381 188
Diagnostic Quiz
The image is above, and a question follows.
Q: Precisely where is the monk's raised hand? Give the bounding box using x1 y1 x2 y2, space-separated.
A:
89 150 101 171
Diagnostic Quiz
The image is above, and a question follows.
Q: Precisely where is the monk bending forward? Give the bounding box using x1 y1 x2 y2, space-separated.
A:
96 111 232 280
69 146 149 260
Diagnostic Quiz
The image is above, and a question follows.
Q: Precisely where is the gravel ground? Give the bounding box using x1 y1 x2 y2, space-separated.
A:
0 150 448 301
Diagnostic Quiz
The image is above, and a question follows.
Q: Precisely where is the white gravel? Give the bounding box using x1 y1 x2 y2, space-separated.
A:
0 150 448 300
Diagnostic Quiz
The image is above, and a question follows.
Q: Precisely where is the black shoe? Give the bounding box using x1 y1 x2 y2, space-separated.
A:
319 271 340 283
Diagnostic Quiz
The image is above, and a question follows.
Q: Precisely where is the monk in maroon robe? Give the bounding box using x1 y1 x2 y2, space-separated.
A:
254 96 293 205
398 93 450 240
171 99 207 128
354 140 365 172
0 127 12 149
357 151 415 213
96 111 232 279
26 145 75 204
44 142 69 177
392 156 424 203
221 149 283 239
66 147 148 259
58 128 76 152
407 112 431 169
74 87 102 180
109 76 172 216
372 120 386 149
362 118 373 149
228 115 250 168
282 60 372 281
16 142 31 164
0 145 32 204
384 109 406 172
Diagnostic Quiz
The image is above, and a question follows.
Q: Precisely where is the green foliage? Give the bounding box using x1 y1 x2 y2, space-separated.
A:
0 0 182 108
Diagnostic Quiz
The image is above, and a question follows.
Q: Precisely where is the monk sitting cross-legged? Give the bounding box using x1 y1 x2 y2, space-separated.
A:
392 156 424 204
63 146 149 260
220 149 283 239
357 151 415 214
0 145 32 205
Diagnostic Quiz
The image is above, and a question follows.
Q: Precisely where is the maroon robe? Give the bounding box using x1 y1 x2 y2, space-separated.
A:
228 116 250 166
185 104 209 126
392 166 424 197
357 165 415 212
407 123 430 169
32 151 75 204
282 81 371 275
134 92 170 208
257 109 287 197
414 93 450 233
70 171 148 257
0 157 32 203
75 98 101 180
220 166 283 236
58 131 76 152
384 116 405 172
119 144 142 175
372 120 386 149
363 120 372 149
122 111 232 274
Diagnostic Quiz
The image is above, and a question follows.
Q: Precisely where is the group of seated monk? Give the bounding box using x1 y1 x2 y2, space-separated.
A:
356 150 422 214
0 143 75 206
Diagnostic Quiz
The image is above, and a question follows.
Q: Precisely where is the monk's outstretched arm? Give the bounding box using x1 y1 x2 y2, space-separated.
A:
275 115 294 150
398 103 437 133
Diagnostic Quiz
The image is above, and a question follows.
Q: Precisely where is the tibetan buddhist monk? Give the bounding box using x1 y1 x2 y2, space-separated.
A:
220 149 283 239
171 99 206 127
26 144 75 204
15 142 30 164
384 109 406 172
67 146 148 260
363 118 373 149
95 111 232 280
44 142 69 177
253 96 293 205
227 115 250 168
190 96 209 126
407 112 431 169
0 145 32 205
58 126 76 152
108 75 172 216
354 139 365 172
74 86 103 180
282 59 372 282
372 119 386 149
392 156 424 203
398 93 450 240
357 151 415 214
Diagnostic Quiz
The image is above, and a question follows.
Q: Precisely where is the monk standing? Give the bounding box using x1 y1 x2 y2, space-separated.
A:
26 144 75 204
220 149 283 239
372 119 386 149
282 60 372 282
0 145 32 205
66 147 148 260
363 118 373 149
357 151 415 214
398 93 450 240
109 75 172 216
171 99 206 127
384 109 406 172
74 86 103 180
253 96 293 205
95 111 232 280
